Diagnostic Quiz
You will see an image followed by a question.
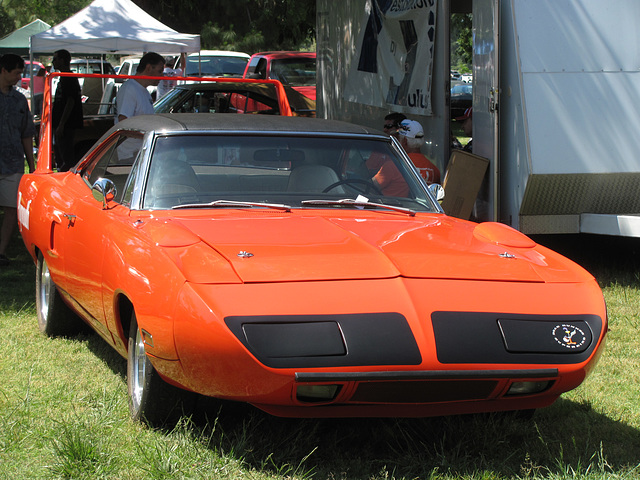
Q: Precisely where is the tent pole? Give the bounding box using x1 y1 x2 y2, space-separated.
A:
29 38 34 107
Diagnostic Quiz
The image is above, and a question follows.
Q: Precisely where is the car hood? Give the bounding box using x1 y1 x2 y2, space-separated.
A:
148 214 592 284
291 85 316 101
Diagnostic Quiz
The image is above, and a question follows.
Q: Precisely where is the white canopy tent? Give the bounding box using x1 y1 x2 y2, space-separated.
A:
30 0 200 55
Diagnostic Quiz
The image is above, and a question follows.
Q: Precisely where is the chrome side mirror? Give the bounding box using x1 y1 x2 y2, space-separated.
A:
428 183 445 203
92 177 117 209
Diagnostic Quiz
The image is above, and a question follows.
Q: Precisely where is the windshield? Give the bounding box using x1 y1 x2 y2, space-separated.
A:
70 62 115 75
141 134 439 213
154 85 282 114
184 55 249 76
269 58 316 86
23 63 42 77
451 84 472 95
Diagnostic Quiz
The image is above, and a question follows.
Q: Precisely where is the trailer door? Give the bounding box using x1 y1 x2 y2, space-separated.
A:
472 0 499 221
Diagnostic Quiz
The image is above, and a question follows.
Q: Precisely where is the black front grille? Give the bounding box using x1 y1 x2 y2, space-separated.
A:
349 380 499 404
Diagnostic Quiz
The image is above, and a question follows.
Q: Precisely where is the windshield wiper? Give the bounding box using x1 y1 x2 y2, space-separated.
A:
300 199 416 216
172 200 292 211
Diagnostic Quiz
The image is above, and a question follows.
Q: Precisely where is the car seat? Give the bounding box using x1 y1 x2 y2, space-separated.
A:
287 164 345 193
146 160 201 208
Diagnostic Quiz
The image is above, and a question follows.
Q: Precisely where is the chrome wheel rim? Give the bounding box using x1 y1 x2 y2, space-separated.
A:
38 259 52 323
131 327 146 410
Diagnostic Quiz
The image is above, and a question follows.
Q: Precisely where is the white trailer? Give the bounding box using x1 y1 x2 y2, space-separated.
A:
316 0 640 236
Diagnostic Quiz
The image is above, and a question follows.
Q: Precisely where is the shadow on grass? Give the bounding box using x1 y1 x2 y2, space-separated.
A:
74 323 640 479
184 396 640 479
0 227 36 314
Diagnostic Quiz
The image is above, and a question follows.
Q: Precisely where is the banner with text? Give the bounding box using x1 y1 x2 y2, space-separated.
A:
345 0 437 116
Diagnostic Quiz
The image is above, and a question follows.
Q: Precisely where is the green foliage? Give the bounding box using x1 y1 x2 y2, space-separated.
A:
451 13 472 73
1 0 316 53
136 0 316 51
0 4 14 37
1 0 92 29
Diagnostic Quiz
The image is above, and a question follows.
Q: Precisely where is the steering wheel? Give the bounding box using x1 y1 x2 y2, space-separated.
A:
323 178 383 195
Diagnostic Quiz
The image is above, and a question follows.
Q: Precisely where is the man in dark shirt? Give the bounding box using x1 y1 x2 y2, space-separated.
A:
52 49 83 171
0 54 35 265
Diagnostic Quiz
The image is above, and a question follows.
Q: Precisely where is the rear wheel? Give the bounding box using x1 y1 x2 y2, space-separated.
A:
127 311 195 426
35 253 80 336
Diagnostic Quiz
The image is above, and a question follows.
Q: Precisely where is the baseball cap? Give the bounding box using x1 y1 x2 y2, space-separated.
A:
455 107 472 121
398 119 424 139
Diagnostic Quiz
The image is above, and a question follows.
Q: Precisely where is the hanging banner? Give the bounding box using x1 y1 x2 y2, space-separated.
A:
344 0 437 116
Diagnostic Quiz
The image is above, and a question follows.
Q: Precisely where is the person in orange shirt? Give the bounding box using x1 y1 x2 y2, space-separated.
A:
397 119 440 185
367 112 410 197
368 151 409 197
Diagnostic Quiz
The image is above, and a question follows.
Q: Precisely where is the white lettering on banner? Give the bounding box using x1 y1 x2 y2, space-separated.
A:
344 0 437 116
389 0 435 13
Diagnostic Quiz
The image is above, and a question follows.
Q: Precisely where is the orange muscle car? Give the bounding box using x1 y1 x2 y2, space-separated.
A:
18 111 607 425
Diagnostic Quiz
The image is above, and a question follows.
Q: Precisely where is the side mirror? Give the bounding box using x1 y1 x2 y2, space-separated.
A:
92 177 117 209
428 183 445 203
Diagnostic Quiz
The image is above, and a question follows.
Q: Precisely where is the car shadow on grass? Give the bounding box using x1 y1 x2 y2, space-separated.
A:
187 395 640 479
0 229 36 314
75 327 640 479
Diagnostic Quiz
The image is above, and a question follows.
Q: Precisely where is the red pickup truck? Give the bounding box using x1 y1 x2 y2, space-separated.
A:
243 51 316 104
21 60 44 90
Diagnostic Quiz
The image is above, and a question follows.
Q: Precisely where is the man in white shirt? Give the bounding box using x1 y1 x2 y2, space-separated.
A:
115 52 165 123
156 54 185 100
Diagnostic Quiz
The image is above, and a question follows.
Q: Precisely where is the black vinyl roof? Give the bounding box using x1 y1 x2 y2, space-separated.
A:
110 114 386 137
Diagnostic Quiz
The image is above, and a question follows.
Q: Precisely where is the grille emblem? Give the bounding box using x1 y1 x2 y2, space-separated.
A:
552 324 586 349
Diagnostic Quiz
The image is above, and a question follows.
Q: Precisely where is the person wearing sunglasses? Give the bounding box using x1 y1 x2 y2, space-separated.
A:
382 112 407 136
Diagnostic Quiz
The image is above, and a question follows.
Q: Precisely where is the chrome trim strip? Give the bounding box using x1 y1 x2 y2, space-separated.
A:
295 369 559 383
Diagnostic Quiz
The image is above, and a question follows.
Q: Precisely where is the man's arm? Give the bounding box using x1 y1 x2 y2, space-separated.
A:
21 137 35 173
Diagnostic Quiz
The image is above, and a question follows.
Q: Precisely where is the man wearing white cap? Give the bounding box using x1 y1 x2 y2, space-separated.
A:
397 119 441 184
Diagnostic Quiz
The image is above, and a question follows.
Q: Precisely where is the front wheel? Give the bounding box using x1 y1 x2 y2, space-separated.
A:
127 311 195 426
35 252 80 336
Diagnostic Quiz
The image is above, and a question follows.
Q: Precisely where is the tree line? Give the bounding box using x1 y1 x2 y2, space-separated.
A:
0 0 316 52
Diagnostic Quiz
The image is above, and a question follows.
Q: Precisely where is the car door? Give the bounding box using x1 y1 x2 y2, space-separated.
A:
61 132 142 339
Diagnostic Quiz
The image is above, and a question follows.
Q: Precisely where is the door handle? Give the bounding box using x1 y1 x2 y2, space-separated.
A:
63 213 76 228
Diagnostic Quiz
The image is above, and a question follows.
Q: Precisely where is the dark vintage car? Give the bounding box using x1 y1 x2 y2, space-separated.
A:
20 108 607 425
153 81 315 117
36 73 299 166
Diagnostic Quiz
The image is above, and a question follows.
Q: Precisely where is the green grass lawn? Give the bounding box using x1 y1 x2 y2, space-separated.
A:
1 222 639 479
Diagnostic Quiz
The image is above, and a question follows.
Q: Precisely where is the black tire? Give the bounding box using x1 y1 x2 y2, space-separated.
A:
35 252 80 337
127 311 195 426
